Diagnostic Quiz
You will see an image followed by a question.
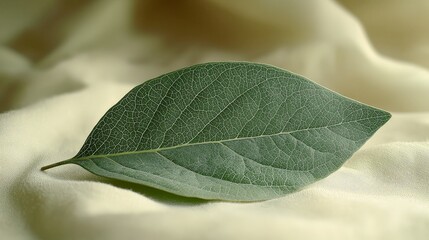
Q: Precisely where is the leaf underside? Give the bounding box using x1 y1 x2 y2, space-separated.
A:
44 62 391 201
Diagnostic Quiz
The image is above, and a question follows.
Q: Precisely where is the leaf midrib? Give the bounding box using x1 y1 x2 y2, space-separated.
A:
73 114 388 161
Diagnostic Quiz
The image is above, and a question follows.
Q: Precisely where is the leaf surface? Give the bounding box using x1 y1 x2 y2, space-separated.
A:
43 62 391 201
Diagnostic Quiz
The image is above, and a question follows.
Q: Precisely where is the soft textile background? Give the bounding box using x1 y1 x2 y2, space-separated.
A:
1 0 429 239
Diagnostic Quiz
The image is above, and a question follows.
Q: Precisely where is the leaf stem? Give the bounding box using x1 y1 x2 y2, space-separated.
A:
40 159 73 171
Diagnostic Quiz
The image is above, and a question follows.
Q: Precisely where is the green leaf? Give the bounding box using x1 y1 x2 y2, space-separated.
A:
42 62 391 201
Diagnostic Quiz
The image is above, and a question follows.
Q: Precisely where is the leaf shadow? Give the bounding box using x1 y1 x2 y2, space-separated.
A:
97 177 211 206
48 168 210 206
45 163 212 206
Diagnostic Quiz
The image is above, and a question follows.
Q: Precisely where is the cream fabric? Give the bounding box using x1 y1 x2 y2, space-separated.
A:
1 0 429 239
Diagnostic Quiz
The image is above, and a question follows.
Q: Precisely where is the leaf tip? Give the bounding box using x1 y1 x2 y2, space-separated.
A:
379 109 392 124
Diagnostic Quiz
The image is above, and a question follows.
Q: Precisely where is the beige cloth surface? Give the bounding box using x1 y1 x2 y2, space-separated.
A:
1 0 429 239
